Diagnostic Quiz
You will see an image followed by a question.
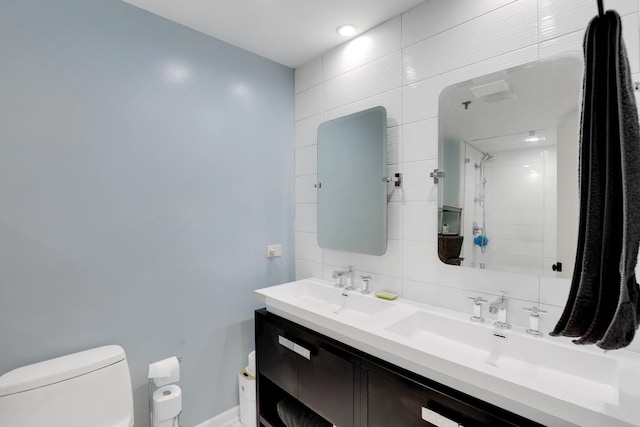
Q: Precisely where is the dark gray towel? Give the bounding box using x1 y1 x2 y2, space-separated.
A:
550 10 640 350
276 397 332 427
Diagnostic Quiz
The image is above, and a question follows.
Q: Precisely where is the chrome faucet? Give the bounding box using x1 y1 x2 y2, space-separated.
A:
332 266 354 289
489 291 510 329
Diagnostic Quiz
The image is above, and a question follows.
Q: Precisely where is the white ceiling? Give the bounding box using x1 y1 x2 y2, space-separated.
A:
440 55 584 152
122 0 426 68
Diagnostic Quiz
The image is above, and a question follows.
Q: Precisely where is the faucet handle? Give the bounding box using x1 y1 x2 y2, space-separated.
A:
498 290 507 298
523 306 547 336
523 306 547 315
332 270 345 287
360 275 372 294
468 296 487 323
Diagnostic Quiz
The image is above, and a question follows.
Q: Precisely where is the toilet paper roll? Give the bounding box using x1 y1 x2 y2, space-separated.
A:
153 384 182 421
247 351 256 377
149 356 180 387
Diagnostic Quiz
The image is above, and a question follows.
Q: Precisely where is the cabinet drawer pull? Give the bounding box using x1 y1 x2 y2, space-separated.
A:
278 335 294 350
421 407 462 427
278 336 312 360
293 343 311 360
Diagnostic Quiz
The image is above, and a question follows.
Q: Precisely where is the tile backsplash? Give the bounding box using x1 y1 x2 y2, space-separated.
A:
293 0 640 351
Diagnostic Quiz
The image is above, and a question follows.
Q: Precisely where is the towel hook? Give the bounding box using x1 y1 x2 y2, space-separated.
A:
597 0 604 16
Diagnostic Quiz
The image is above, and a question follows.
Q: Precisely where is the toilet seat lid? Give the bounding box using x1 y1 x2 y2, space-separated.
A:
0 345 125 396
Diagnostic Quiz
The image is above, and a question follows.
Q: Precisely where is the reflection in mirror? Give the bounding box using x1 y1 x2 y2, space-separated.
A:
317 106 388 255
438 56 583 278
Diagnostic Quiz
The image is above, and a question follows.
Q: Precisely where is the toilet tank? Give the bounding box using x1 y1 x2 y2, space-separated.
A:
0 345 134 427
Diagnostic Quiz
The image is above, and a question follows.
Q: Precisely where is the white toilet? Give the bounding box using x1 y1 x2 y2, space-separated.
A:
0 345 134 427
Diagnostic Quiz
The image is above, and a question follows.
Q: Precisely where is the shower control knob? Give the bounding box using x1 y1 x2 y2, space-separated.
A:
552 262 563 272
429 168 445 183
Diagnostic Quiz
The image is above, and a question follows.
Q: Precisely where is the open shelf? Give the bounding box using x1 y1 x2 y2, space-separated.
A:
257 375 288 427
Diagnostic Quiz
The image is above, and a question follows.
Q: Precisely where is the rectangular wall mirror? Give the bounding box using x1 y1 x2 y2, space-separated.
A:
437 55 583 278
317 106 388 256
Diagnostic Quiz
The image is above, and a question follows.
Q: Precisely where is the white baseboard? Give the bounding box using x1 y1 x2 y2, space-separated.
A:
194 406 240 427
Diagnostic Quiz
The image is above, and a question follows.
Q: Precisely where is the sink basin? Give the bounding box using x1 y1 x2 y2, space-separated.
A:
293 281 392 319
256 279 394 321
384 311 619 405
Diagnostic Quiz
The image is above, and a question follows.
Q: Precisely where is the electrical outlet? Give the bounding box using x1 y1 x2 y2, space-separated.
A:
266 244 282 258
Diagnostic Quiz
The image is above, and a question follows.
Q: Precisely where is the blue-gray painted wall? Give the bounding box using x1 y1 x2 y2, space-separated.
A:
0 1 294 425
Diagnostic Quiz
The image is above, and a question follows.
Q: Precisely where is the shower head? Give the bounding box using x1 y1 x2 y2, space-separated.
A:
481 153 496 163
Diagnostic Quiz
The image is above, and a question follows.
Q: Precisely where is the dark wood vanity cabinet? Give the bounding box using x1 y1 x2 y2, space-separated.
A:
256 309 357 427
255 309 542 427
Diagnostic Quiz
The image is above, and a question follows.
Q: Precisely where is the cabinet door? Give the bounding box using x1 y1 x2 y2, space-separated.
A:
368 370 455 427
368 370 533 427
298 345 355 427
256 316 298 397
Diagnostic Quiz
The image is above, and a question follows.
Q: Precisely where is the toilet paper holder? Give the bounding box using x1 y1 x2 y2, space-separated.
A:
148 357 182 427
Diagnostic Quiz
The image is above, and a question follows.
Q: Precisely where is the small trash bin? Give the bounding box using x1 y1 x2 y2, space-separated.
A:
238 368 256 427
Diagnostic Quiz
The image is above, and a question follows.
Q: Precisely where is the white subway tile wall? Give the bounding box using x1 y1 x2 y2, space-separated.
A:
538 0 637 41
402 0 538 84
294 85 322 121
295 203 317 233
294 145 317 176
295 56 323 94
323 52 402 111
401 0 518 48
295 115 322 149
293 0 640 349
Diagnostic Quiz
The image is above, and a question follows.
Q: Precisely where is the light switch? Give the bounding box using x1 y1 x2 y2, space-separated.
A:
266 244 282 258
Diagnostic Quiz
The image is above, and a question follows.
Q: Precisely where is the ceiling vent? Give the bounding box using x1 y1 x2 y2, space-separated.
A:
470 80 510 98
470 79 516 103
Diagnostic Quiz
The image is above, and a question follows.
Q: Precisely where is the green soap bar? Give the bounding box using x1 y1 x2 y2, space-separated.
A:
375 290 398 300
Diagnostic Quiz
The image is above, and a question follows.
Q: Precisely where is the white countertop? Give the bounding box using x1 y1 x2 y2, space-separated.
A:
255 278 640 427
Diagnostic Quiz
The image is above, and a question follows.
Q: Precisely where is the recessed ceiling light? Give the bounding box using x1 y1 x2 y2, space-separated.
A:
525 130 545 143
337 24 357 37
